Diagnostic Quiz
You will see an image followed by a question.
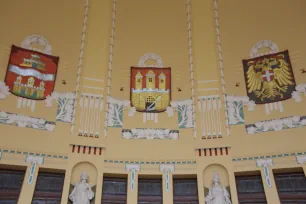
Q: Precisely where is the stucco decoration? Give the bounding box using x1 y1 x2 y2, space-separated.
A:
160 164 175 192
198 96 222 138
122 128 179 140
296 155 306 164
292 83 306 102
250 40 279 58
125 164 140 191
171 99 194 128
137 53 164 67
246 116 306 134
25 155 44 184
78 93 104 137
0 81 10 99
213 0 230 136
227 96 255 125
21 35 52 55
103 0 119 137
256 159 273 187
186 0 197 137
0 111 55 131
69 172 95 204
106 96 130 128
205 174 231 204
45 92 76 123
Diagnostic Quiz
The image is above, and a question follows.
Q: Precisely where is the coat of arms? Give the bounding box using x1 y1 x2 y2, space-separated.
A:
130 67 171 112
5 45 59 100
243 50 296 104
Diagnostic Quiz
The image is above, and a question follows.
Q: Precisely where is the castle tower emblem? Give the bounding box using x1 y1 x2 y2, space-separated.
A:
4 45 59 100
130 67 171 112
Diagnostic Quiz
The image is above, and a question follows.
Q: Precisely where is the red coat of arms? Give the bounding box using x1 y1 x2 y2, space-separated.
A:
5 45 59 100
130 67 171 113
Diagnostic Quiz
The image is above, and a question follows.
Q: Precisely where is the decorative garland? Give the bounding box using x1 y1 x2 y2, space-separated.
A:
213 0 230 136
186 0 197 137
21 35 52 55
104 0 117 137
70 0 90 135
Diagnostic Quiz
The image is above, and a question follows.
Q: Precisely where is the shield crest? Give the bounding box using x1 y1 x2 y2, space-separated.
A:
4 45 59 100
130 67 171 112
242 50 296 104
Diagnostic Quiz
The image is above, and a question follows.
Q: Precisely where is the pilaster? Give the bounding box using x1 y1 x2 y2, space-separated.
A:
126 164 140 204
18 156 44 204
257 159 280 204
160 164 175 204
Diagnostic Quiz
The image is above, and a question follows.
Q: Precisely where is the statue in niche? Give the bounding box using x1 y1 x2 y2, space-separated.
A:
204 173 231 204
69 172 95 204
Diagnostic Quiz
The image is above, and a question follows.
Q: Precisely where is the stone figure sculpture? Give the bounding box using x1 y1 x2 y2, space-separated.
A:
69 172 95 204
205 174 231 204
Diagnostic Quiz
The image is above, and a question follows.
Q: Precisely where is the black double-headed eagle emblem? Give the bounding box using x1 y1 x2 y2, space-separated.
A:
243 50 296 104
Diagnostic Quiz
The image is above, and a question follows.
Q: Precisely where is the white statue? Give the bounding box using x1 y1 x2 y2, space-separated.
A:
69 172 95 204
205 174 231 204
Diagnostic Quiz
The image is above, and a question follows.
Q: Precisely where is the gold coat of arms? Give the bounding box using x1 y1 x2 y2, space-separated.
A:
130 67 171 112
243 50 296 104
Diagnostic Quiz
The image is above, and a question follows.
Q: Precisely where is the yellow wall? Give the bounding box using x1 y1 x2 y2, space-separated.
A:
0 0 306 204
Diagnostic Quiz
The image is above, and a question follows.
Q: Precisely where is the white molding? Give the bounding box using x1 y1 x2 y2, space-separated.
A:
198 95 220 100
25 155 44 185
107 96 130 107
250 40 279 58
81 93 103 98
0 81 10 99
186 0 196 137
0 111 55 131
125 164 140 172
197 80 218 84
70 0 90 135
21 35 52 55
296 155 306 164
197 88 219 91
25 155 44 165
137 53 164 67
122 129 179 140
292 83 306 102
160 164 175 173
256 159 273 167
256 159 273 188
82 85 104 91
104 0 118 137
246 116 306 134
213 0 230 136
84 78 104 82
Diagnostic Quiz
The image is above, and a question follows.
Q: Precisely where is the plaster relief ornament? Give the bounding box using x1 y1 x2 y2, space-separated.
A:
205 174 231 204
130 67 171 113
243 50 296 105
69 172 95 204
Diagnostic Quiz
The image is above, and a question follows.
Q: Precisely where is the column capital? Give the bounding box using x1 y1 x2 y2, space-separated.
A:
296 155 306 164
160 164 175 173
256 159 273 188
125 164 140 172
256 158 273 167
25 155 44 165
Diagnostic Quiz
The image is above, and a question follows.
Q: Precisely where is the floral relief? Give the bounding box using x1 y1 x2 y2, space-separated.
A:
122 128 179 140
171 99 194 128
107 96 130 128
0 111 55 131
246 116 306 134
